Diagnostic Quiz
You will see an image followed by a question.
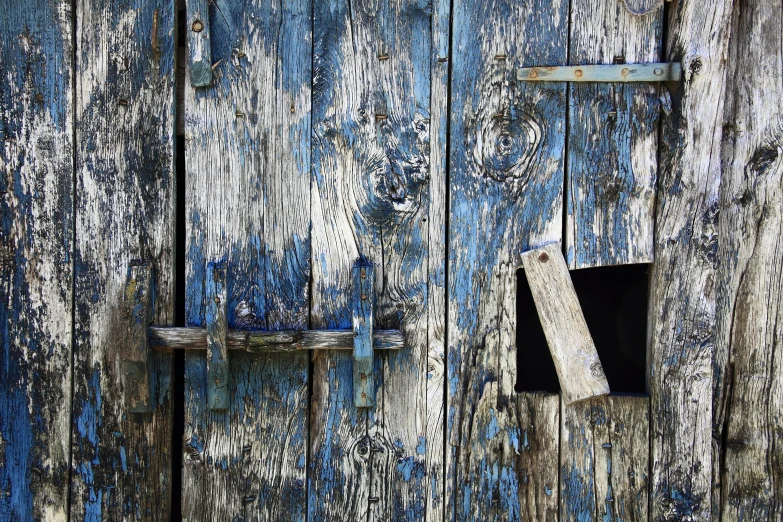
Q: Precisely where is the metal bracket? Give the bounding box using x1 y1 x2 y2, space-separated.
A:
517 62 681 83
121 263 154 413
187 0 213 87
122 259 398 412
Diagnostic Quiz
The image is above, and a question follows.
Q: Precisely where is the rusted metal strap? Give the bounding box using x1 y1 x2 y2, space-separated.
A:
187 0 212 87
121 263 154 413
517 62 681 83
353 260 375 408
206 261 229 411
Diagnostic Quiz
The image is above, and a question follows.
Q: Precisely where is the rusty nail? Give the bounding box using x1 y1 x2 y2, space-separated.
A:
213 296 220 304
528 69 538 79
378 53 389 61
118 99 128 106
236 111 245 118
375 114 387 121
361 267 366 279
494 54 507 61
211 59 222 71
621 67 629 77
492 112 504 120
369 497 379 503
574 69 583 78
192 20 204 33
290 105 295 113
237 51 246 58
538 252 549 263
607 110 617 118
361 293 367 300
215 378 220 385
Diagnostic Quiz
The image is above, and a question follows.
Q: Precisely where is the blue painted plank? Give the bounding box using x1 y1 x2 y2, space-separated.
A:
352 261 375 408
183 0 312 519
0 1 74 519
205 261 229 410
447 0 568 519
70 0 177 518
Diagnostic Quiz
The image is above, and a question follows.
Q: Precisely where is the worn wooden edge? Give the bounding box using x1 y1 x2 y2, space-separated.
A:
122 264 154 413
518 63 681 82
520 242 610 404
148 327 404 352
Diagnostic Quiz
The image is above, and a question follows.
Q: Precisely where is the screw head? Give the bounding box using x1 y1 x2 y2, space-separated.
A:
192 20 204 32
574 69 583 78
538 252 549 263
654 68 663 75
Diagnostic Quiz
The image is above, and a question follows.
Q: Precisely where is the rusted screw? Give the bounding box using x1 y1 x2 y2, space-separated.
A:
538 252 549 263
361 293 367 300
192 20 204 32
529 69 538 79
621 67 630 77
654 68 663 76
213 296 220 304
574 69 583 78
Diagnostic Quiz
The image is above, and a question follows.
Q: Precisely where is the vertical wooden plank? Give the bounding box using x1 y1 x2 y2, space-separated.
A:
121 264 154 413
648 0 732 519
427 0 450 518
565 0 661 269
717 0 783 519
516 393 560 522
0 2 73 519
520 243 610 405
561 396 649 522
310 0 433 520
183 0 311 520
71 0 176 519
447 0 568 519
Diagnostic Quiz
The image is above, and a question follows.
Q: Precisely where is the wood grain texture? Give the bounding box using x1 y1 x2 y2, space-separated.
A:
205 261 229 410
561 395 649 522
121 264 154 413
183 0 311 519
71 0 177 519
520 243 610 405
427 0 450 518
515 393 559 522
717 0 783 519
447 0 567 519
648 0 732 519
353 261 375 408
309 0 433 520
565 0 661 269
0 2 73 519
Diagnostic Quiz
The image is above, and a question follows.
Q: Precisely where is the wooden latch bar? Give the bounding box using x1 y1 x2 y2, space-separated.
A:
187 0 213 87
206 261 229 410
121 263 154 413
121 259 397 411
517 62 681 82
353 260 375 408
520 243 610 404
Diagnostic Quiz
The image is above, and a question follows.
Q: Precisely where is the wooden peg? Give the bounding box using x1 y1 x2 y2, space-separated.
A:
520 242 610 404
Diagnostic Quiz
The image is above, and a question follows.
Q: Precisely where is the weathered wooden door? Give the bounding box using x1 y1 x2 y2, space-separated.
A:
6 0 783 521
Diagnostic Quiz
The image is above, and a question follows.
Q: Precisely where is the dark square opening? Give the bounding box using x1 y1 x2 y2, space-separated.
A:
515 263 650 395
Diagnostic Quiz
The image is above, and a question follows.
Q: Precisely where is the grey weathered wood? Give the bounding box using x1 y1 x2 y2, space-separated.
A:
205 261 228 410
518 63 679 83
310 0 433 519
447 0 568 518
520 243 610 404
0 2 73 518
121 264 154 413
648 0 732 519
561 395 649 522
516 393 560 522
426 0 450 518
183 0 312 519
717 0 783 519
186 0 212 87
621 0 663 16
71 0 176 518
148 326 404 351
564 1 662 269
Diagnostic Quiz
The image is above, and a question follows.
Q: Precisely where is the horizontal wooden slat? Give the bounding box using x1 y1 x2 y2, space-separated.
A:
148 327 404 352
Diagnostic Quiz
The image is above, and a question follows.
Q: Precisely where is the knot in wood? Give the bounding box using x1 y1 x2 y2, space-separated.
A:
475 110 541 184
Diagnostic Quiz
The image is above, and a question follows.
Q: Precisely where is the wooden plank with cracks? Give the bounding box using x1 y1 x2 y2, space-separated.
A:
0 1 74 519
310 0 433 519
717 0 783 519
520 243 610 405
447 0 568 518
121 264 154 413
71 0 177 519
560 395 649 522
516 393 560 522
205 261 228 411
565 0 662 269
183 0 312 519
648 0 732 519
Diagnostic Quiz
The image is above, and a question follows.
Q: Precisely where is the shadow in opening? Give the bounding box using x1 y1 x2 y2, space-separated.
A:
515 263 649 395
